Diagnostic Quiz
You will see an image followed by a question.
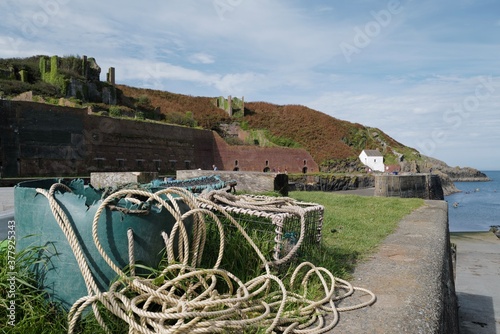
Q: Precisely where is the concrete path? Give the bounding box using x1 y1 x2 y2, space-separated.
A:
330 200 457 333
334 187 375 196
331 192 500 333
451 232 500 334
0 187 15 240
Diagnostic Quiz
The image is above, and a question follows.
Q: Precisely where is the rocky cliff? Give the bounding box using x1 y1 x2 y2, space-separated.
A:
433 171 460 196
288 174 374 192
419 156 489 181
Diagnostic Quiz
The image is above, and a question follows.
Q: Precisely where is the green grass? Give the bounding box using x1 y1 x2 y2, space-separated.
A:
0 192 424 333
0 242 69 333
288 192 424 278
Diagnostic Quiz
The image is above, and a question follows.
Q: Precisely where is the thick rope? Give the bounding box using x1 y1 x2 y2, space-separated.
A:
38 184 375 333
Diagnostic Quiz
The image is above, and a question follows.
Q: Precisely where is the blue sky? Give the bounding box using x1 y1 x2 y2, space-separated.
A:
1 0 500 171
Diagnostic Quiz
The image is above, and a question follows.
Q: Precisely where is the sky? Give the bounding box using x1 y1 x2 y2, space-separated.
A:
1 0 499 171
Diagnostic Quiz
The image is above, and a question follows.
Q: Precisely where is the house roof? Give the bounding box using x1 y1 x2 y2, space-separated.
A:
362 149 383 157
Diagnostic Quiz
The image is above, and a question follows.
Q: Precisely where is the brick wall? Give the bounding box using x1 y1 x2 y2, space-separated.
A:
0 100 319 178
0 101 215 177
213 133 318 173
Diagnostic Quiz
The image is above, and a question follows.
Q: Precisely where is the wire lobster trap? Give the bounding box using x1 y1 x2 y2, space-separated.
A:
198 193 324 266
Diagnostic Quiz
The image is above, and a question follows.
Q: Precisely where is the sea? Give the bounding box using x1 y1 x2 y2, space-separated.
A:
445 170 500 232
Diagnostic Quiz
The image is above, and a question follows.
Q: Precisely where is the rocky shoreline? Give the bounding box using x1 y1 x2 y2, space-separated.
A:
402 156 491 196
434 169 490 196
288 161 489 196
448 176 491 182
438 172 461 196
418 156 490 181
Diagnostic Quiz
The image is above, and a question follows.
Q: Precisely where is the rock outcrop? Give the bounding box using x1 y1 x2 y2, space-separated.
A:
398 156 489 195
418 156 490 182
288 174 374 192
433 171 460 196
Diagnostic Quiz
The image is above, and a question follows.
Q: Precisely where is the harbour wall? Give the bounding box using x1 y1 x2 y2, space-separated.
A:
375 173 444 200
332 200 459 333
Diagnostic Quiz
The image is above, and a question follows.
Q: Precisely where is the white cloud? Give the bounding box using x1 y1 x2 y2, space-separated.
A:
307 74 500 167
188 53 215 64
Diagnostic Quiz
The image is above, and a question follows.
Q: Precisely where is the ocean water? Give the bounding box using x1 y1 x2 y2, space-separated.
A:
445 170 500 232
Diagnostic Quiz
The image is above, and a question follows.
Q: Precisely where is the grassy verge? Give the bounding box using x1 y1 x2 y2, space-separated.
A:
288 191 424 278
0 192 423 333
0 242 69 333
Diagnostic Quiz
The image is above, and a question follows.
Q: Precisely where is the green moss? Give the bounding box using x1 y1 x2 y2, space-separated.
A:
39 56 68 96
19 69 27 82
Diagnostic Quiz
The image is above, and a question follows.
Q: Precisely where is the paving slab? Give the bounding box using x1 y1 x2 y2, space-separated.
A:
451 232 500 334
0 187 14 212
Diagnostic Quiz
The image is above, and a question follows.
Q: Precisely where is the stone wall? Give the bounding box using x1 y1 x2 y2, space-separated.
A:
0 100 87 177
375 174 444 200
0 101 323 179
332 200 459 333
82 114 215 174
0 100 215 177
90 172 158 189
177 170 288 195
288 174 374 191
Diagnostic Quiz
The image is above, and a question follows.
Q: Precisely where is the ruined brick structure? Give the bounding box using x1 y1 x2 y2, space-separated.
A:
213 134 317 173
0 100 318 178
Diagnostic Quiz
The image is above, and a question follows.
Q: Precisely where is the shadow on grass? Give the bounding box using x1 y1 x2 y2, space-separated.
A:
293 243 361 280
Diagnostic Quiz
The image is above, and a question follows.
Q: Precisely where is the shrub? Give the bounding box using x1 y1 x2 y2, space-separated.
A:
109 106 122 117
135 111 145 120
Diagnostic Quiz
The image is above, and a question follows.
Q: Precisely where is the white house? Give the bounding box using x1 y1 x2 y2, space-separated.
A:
359 149 385 172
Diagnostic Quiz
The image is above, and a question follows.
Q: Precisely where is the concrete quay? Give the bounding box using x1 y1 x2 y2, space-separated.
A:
451 232 500 334
330 200 459 333
329 194 499 333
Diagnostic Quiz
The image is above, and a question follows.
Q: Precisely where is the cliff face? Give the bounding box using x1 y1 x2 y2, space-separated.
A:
434 171 460 196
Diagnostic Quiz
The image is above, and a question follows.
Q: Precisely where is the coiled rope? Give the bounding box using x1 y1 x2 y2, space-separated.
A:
36 183 376 333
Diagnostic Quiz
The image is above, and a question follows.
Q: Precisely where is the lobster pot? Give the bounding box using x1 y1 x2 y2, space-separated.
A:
200 197 324 264
14 179 192 310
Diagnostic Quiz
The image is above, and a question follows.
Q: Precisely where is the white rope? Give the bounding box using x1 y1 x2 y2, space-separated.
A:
38 184 375 333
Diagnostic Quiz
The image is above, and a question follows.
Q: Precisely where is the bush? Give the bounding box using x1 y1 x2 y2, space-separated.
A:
109 106 122 117
135 111 145 120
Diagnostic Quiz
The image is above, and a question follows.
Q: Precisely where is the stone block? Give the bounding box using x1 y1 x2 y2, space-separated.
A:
176 170 286 194
90 172 158 189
